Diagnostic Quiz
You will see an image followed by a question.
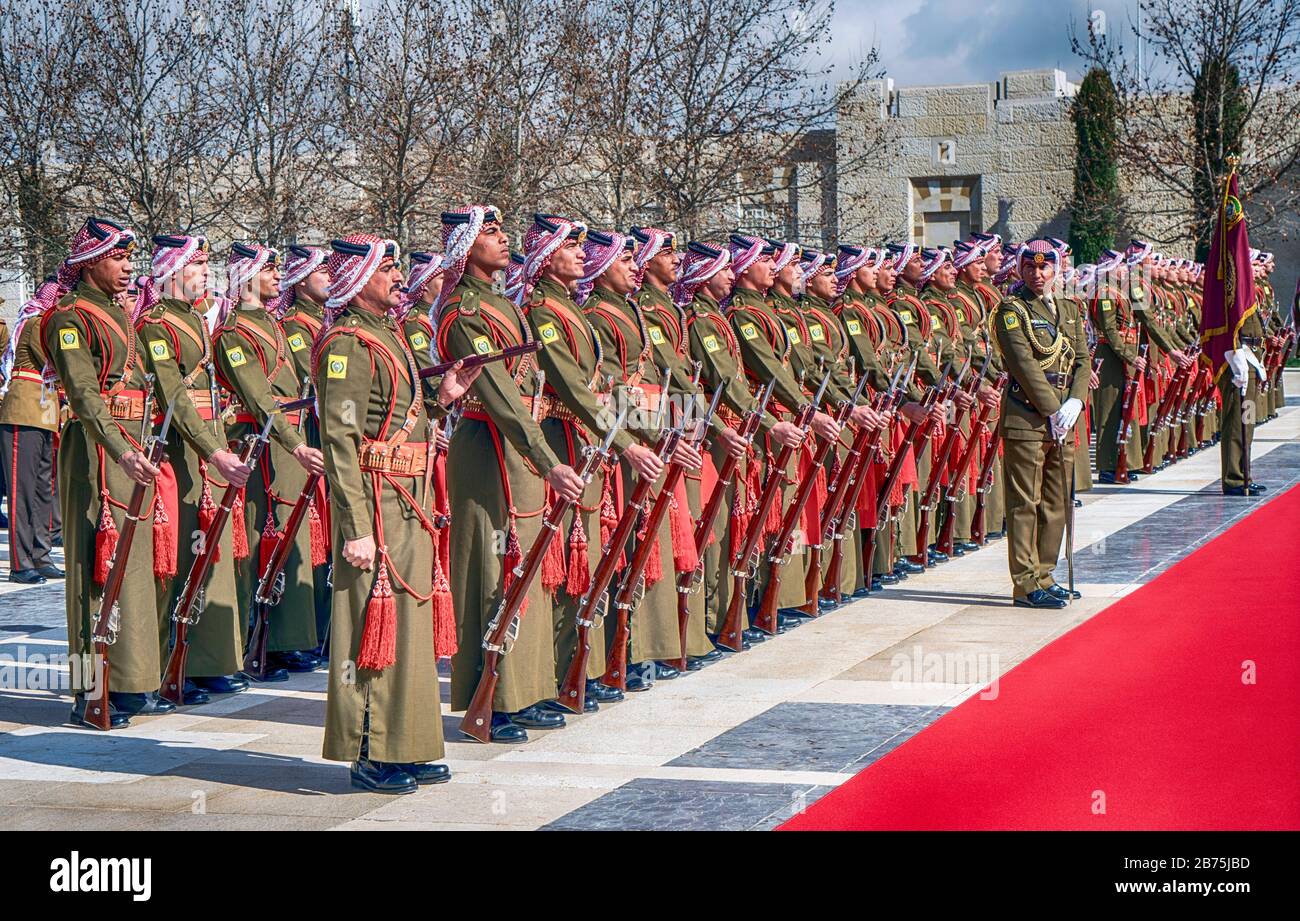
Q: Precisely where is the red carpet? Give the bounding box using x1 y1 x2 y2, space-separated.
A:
781 484 1300 830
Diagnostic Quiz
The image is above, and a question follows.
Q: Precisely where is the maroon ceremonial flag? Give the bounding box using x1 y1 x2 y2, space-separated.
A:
1199 168 1256 380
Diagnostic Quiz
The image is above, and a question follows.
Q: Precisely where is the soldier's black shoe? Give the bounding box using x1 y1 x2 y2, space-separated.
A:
70 694 130 729
870 577 884 591
587 679 624 703
401 762 452 785
877 572 899 584
1223 484 1266 496
270 650 319 673
52 534 63 548
624 660 655 692
511 704 566 730
851 586 870 598
927 549 949 564
109 692 176 716
1013 589 1067 609
741 627 767 644
8 569 45 585
1045 583 1081 601
690 649 723 665
684 656 704 671
956 541 980 553
778 613 803 630
190 675 247 695
987 530 1006 539
242 666 290 683
819 595 841 609
350 758 417 794
897 559 924 575
181 679 210 706
541 697 598 714
1248 482 1268 493
1097 470 1117 484
654 662 680 680
488 712 528 743
35 565 64 579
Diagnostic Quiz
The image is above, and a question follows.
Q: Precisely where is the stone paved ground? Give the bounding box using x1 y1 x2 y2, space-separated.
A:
2 384 1296 831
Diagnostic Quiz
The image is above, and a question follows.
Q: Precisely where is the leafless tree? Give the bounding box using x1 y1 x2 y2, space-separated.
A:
217 0 333 247
1073 0 1300 257
0 1 94 284
74 0 241 244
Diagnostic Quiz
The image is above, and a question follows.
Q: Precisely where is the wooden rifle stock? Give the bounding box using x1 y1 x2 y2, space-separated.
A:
466 410 626 734
243 473 322 680
86 395 171 729
161 415 276 705
936 372 1006 555
1113 344 1149 484
670 384 771 669
914 372 978 565
970 378 1011 544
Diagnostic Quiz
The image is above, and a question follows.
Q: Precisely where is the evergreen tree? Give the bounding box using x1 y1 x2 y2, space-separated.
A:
1191 59 1248 261
1068 68 1121 265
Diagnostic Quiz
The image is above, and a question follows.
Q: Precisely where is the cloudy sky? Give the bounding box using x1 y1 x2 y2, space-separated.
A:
826 0 1141 86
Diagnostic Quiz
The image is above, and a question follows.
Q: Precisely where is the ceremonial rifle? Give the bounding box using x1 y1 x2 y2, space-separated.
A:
1144 354 1193 471
555 401 677 713
668 379 775 671
602 384 720 690
715 367 832 652
936 365 1006 557
416 342 539 381
1113 343 1149 484
872 359 952 566
969 375 1011 545
86 383 171 730
820 355 912 604
753 367 868 632
160 397 313 705
913 354 976 565
464 406 629 736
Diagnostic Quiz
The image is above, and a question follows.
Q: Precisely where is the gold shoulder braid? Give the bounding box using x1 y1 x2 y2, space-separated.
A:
1006 299 1067 371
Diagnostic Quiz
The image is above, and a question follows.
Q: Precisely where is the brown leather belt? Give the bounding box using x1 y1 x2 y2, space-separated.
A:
104 389 149 421
1240 336 1262 347
359 440 428 477
234 409 302 427
462 393 548 423
187 388 216 421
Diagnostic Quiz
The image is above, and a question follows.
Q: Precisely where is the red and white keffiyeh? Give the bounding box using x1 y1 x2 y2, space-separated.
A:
57 217 136 289
326 233 398 315
434 205 500 314
834 245 870 297
671 242 731 308
517 213 586 305
134 233 209 321
401 251 444 313
630 226 677 290
0 278 65 397
576 230 629 305
267 244 327 316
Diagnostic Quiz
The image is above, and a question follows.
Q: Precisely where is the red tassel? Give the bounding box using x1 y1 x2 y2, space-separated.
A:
501 521 522 597
670 491 698 574
152 491 177 579
599 473 618 550
764 469 784 538
432 552 457 658
198 476 219 563
231 488 249 560
540 506 567 594
94 493 118 586
356 556 397 671
258 511 283 578
638 514 663 587
309 498 328 567
564 514 591 596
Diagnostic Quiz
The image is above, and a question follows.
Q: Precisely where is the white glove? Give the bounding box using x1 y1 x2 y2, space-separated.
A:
1056 397 1082 432
1240 346 1267 383
1226 348 1249 390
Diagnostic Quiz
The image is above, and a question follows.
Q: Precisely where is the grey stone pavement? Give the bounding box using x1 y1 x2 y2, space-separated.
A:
1 384 1296 831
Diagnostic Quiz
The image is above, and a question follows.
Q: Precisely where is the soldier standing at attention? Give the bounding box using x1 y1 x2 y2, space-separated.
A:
0 280 65 584
434 206 586 743
216 244 326 682
135 235 253 705
42 218 166 728
315 233 480 792
632 226 736 668
994 240 1090 609
270 244 333 652
516 219 643 702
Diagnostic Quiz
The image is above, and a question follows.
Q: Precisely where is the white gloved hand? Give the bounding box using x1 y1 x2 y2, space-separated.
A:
1056 397 1083 432
1226 348 1249 390
1240 345 1267 383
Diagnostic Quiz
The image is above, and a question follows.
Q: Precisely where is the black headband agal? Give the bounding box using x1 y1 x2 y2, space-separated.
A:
688 241 723 259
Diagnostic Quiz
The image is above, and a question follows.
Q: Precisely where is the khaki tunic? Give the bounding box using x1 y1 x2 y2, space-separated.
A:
43 284 162 693
138 298 241 677
215 305 317 654
994 291 1089 597
317 307 441 763
438 274 562 714
586 286 680 662
526 278 632 680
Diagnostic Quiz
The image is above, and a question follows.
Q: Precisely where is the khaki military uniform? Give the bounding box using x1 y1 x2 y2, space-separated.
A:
994 290 1089 599
1217 302 1267 490
138 298 242 676
1091 284 1145 474
0 314 59 572
437 274 561 714
43 284 162 693
215 304 318 655
316 307 442 763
